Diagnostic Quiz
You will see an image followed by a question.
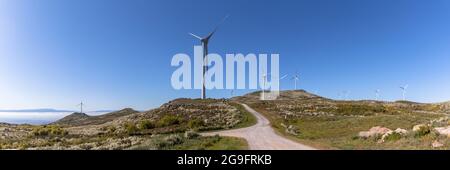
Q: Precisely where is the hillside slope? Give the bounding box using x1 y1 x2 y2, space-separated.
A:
233 90 450 149
51 108 139 127
1 98 255 150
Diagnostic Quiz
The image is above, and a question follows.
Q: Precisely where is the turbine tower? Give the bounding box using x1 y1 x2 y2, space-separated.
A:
261 73 268 100
291 74 300 90
343 90 350 100
189 15 229 99
375 89 381 101
76 102 84 113
400 84 408 101
260 73 287 100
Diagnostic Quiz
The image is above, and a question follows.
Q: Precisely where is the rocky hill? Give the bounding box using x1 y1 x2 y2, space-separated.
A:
52 108 139 127
95 98 253 135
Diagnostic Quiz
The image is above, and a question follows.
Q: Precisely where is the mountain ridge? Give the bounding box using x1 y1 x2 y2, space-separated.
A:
51 108 139 126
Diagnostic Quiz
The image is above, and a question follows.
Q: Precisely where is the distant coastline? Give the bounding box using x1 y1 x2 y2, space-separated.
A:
0 109 117 113
0 109 75 112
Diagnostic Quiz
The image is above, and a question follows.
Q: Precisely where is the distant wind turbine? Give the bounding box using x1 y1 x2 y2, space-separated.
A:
375 89 381 101
400 84 408 100
189 15 229 99
280 74 288 81
276 74 288 91
343 90 350 100
261 72 269 100
260 72 287 100
76 102 84 113
291 73 300 90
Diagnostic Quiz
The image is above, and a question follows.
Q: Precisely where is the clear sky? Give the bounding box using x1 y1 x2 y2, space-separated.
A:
1 0 450 111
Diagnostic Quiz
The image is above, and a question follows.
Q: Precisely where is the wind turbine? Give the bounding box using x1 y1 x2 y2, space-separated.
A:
343 90 350 100
400 84 408 101
375 89 381 101
230 90 234 98
280 74 288 81
260 72 287 100
189 15 229 99
261 73 268 100
76 102 84 113
291 73 300 90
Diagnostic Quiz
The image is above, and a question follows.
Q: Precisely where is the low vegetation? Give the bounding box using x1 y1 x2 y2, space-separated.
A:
235 90 450 149
0 98 254 150
32 125 68 137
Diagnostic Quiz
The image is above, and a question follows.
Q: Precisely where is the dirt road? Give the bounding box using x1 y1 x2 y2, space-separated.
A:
203 104 316 150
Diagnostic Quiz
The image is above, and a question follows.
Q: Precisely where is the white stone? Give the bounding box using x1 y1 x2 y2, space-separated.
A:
432 140 444 148
434 126 450 137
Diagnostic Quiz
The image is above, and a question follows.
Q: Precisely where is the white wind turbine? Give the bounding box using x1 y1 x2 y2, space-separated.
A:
189 15 229 99
400 84 408 101
291 73 300 90
343 90 350 100
260 72 287 100
375 89 381 101
76 101 84 113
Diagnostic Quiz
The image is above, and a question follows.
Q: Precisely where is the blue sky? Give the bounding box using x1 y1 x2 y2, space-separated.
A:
1 0 450 111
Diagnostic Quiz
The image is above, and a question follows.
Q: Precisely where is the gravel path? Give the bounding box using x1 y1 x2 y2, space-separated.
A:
203 104 316 150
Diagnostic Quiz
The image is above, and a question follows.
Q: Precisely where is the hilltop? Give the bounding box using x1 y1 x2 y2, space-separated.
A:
51 108 139 127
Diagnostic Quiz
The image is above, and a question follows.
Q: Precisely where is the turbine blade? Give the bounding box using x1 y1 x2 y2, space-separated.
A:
280 74 288 80
206 15 230 40
189 33 202 40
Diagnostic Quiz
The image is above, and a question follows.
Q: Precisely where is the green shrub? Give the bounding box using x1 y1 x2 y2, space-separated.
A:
414 125 431 138
154 134 184 149
187 119 204 129
165 134 184 145
138 120 155 130
384 132 402 141
124 123 138 135
184 130 199 139
157 115 182 127
32 125 68 137
107 126 116 133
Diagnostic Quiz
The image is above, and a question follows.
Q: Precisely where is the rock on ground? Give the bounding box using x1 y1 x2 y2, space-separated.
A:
358 126 392 138
434 126 450 137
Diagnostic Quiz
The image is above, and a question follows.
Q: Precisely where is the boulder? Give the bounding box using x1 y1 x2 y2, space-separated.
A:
358 126 392 138
434 126 450 137
285 125 299 136
394 128 408 135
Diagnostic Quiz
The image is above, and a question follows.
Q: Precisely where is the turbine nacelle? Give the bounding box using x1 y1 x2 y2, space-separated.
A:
189 15 229 44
